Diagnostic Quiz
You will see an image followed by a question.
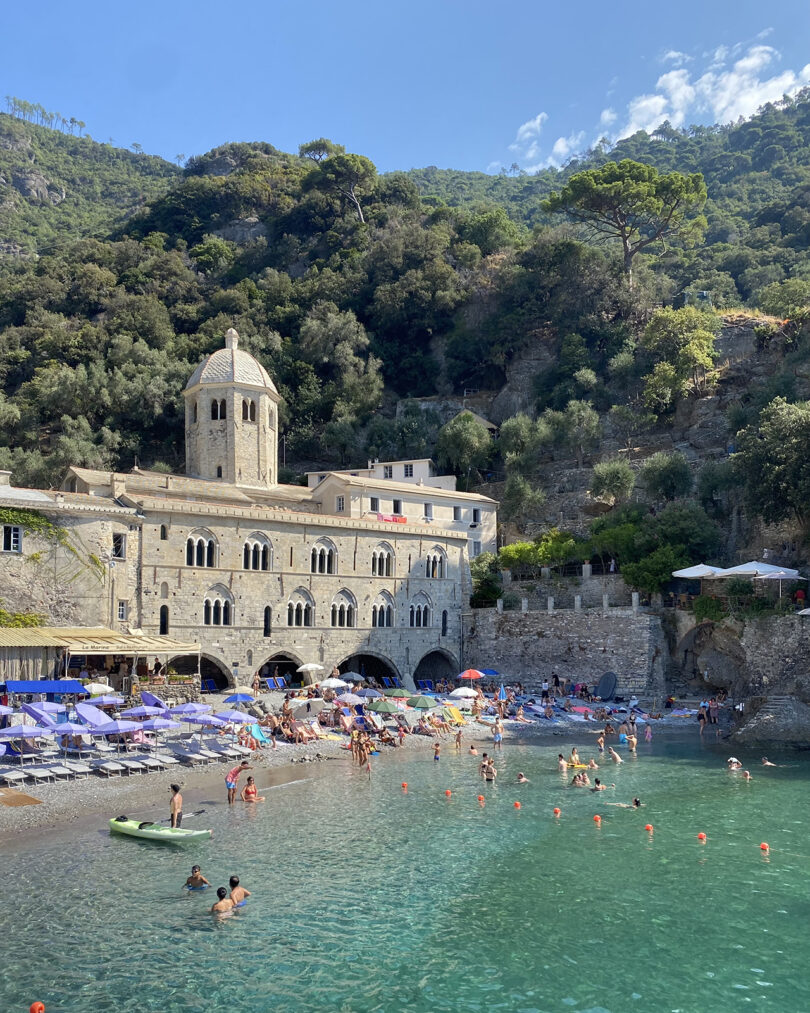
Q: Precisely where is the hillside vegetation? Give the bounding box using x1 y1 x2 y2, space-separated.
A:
1 97 810 593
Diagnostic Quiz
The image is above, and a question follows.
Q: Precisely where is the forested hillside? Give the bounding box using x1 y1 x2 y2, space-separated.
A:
1 95 810 595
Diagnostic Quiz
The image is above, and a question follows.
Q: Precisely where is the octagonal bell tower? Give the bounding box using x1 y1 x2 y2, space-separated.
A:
184 328 280 488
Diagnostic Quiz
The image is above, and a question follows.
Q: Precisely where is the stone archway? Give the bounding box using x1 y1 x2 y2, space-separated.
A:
675 621 746 693
170 652 231 691
257 651 303 686
337 652 400 686
413 649 458 685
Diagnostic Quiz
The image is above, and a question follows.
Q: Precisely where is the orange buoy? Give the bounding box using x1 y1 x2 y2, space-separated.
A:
513 801 521 809
593 814 602 823
644 824 654 832
553 807 561 816
401 782 407 789
477 794 485 802
760 842 770 852
445 789 452 797
697 832 707 841
30 1004 45 1013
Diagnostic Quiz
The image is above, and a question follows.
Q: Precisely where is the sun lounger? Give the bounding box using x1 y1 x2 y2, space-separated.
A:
276 676 288 689
363 713 384 733
153 752 180 766
0 767 32 786
118 758 147 775
201 678 217 693
169 747 207 767
27 766 56 784
138 756 165 772
62 760 92 778
91 759 126 777
203 740 240 759
43 764 74 780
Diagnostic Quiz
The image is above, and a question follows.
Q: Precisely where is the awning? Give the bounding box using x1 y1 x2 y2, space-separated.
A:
0 627 199 655
5 680 87 694
671 564 722 579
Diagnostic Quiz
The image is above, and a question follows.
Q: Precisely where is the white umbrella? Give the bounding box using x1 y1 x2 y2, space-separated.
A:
449 687 478 699
297 662 324 673
84 681 114 695
320 677 349 689
336 693 362 706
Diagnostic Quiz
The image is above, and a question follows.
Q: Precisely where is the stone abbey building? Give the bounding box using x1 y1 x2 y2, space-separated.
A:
0 330 497 689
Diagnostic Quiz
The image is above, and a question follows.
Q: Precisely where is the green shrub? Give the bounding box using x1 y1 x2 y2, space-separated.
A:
693 595 726 623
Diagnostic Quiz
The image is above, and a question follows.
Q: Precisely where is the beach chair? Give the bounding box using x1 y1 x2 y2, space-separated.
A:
290 720 318 743
203 739 240 760
27 766 56 784
43 764 74 780
154 752 181 766
168 745 207 767
118 758 147 775
381 677 393 688
201 678 217 694
276 676 288 690
91 759 125 777
138 755 165 772
62 760 92 779
392 677 404 688
0 767 33 786
363 713 384 733
264 678 278 692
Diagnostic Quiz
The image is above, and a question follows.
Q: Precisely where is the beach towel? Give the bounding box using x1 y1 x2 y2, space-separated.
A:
250 724 272 744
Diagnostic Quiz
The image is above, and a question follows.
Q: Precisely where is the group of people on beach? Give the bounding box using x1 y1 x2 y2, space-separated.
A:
225 761 265 803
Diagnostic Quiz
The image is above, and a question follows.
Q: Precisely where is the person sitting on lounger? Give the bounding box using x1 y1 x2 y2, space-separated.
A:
378 727 396 746
241 776 265 802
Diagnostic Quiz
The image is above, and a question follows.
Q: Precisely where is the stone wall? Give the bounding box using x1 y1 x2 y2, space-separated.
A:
505 572 632 610
463 608 666 698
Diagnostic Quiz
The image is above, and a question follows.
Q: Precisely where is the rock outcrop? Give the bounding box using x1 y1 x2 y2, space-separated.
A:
731 695 810 749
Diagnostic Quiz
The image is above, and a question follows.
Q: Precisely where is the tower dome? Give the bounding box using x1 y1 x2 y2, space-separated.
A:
185 328 278 393
183 329 280 489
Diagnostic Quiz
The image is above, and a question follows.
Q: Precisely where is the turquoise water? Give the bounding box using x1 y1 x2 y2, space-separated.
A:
3 737 810 1012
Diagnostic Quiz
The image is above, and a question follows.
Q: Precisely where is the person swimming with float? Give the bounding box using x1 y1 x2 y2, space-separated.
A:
229 875 251 907
211 887 235 915
185 865 210 890
606 797 643 808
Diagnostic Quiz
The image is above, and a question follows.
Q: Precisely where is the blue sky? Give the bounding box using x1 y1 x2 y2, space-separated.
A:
2 1 810 173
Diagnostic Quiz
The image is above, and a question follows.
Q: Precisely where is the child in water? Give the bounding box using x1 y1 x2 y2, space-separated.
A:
185 865 210 890
230 876 251 907
211 887 235 914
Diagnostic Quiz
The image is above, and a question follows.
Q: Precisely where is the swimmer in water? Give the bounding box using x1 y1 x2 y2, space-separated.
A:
761 756 777 766
596 734 605 753
727 757 742 770
211 887 235 914
742 770 752 781
229 876 251 906
608 746 623 763
517 772 529 784
587 758 599 769
569 747 580 766
606 797 643 808
469 744 478 756
185 865 210 890
558 753 568 772
590 778 615 792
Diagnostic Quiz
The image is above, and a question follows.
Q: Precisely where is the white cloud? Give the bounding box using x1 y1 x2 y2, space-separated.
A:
616 42 810 140
662 49 691 66
599 107 617 127
756 27 774 40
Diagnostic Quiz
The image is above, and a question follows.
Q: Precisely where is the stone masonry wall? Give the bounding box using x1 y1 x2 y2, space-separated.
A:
463 608 666 698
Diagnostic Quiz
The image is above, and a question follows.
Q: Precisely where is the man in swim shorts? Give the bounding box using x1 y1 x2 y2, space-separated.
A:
229 876 251 906
211 887 235 914
434 742 441 762
169 783 183 827
596 733 605 753
185 865 209 889
608 746 623 763
226 760 253 804
557 753 568 772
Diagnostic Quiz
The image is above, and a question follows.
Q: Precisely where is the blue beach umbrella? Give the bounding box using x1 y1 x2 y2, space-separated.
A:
140 715 182 753
169 702 212 716
497 684 507 702
479 669 499 676
223 693 254 704
356 688 383 699
0 723 55 766
90 696 125 707
141 691 169 709
52 721 88 757
214 710 251 724
121 705 165 718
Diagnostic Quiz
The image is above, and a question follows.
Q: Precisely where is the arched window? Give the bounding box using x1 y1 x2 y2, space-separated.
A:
216 466 223 478
211 399 219 421
242 534 272 571
186 530 217 568
371 591 395 628
192 402 198 423
249 400 256 422
425 548 446 579
159 582 169 600
241 399 257 422
441 610 448 636
310 538 337 575
159 605 169 636
204 585 234 626
242 399 249 421
160 524 167 541
263 606 272 637
247 650 253 667
286 588 315 627
371 543 394 577
268 406 274 428
409 592 432 628
330 590 357 628
219 399 227 419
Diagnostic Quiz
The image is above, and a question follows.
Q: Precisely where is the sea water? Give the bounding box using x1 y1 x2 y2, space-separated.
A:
2 737 809 1013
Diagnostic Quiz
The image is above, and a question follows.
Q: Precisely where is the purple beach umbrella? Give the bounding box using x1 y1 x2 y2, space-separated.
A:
121 705 165 718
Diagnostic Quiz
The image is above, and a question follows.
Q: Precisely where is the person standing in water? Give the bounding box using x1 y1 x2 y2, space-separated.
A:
226 761 252 804
169 783 183 828
211 887 235 914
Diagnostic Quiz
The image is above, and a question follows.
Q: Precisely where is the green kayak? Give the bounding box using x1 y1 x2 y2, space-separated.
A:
109 817 212 844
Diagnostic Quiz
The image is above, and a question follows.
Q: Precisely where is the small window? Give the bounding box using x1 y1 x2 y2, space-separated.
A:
159 524 167 541
472 508 481 524
211 400 219 421
424 503 433 520
404 463 413 478
318 474 326 484
336 495 345 512
453 506 461 522
471 540 482 558
219 399 227 420
159 605 169 635
2 525 21 553
117 601 127 621
370 496 379 513
441 610 448 636
112 533 126 560
392 499 402 516
263 605 272 637
383 465 393 479
192 402 198 423
216 466 223 478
